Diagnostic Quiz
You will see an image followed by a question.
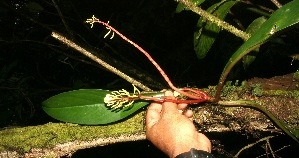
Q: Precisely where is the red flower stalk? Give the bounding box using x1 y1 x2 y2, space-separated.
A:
87 15 210 106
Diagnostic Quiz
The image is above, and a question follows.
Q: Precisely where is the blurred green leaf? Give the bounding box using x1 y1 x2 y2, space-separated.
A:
194 1 236 59
245 17 267 35
42 89 150 125
220 0 299 84
242 17 267 69
217 0 299 142
25 2 44 12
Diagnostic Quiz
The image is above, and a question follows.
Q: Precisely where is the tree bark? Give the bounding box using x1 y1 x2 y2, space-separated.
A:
0 74 298 157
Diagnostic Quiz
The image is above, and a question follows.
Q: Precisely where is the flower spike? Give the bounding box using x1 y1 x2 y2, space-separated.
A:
86 15 99 28
87 15 210 109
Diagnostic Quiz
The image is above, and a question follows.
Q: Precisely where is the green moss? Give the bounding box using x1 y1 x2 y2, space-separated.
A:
263 90 299 97
0 112 145 154
251 84 263 96
218 81 245 100
293 70 299 80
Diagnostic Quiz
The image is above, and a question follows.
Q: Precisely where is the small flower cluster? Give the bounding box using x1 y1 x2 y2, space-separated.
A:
85 15 98 28
86 15 114 39
104 85 140 109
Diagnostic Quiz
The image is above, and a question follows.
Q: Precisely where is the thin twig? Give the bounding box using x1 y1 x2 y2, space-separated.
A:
52 0 74 38
270 0 283 8
51 31 153 91
256 144 291 158
177 0 250 41
234 136 275 157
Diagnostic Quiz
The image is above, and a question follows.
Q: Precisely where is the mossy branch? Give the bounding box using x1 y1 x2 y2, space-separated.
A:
177 0 250 41
0 112 146 157
1 81 298 157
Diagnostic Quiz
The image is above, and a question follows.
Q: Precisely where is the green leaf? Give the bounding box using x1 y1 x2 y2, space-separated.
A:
194 1 236 59
245 17 267 35
219 0 299 85
242 17 267 69
42 89 150 125
25 2 44 12
217 0 299 142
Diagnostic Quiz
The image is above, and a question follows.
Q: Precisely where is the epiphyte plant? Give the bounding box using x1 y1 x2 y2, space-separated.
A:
86 15 210 110
43 15 210 125
43 2 299 142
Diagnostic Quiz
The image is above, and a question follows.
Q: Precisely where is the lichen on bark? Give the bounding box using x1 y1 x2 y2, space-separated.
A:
0 112 145 157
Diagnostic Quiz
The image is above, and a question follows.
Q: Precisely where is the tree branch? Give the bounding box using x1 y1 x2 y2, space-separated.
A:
1 76 298 157
177 0 250 41
270 0 283 8
51 31 153 91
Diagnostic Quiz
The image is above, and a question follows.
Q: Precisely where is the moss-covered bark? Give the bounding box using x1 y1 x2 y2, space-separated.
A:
0 112 145 157
1 76 298 157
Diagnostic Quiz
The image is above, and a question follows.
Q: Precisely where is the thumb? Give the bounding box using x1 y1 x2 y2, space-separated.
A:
146 102 162 130
161 91 178 113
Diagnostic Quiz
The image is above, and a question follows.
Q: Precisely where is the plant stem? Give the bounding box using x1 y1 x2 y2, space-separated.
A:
214 42 265 102
88 18 208 100
177 0 250 41
218 100 298 143
51 31 153 92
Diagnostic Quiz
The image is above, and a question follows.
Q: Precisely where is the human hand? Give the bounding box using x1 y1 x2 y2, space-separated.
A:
146 91 211 158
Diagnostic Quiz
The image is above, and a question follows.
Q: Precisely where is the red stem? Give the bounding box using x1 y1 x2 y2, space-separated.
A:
93 19 209 101
139 88 209 103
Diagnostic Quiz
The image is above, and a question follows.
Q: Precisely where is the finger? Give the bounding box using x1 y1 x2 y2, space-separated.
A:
161 91 178 113
177 103 188 110
147 102 162 112
146 103 162 129
183 109 193 118
164 91 175 99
